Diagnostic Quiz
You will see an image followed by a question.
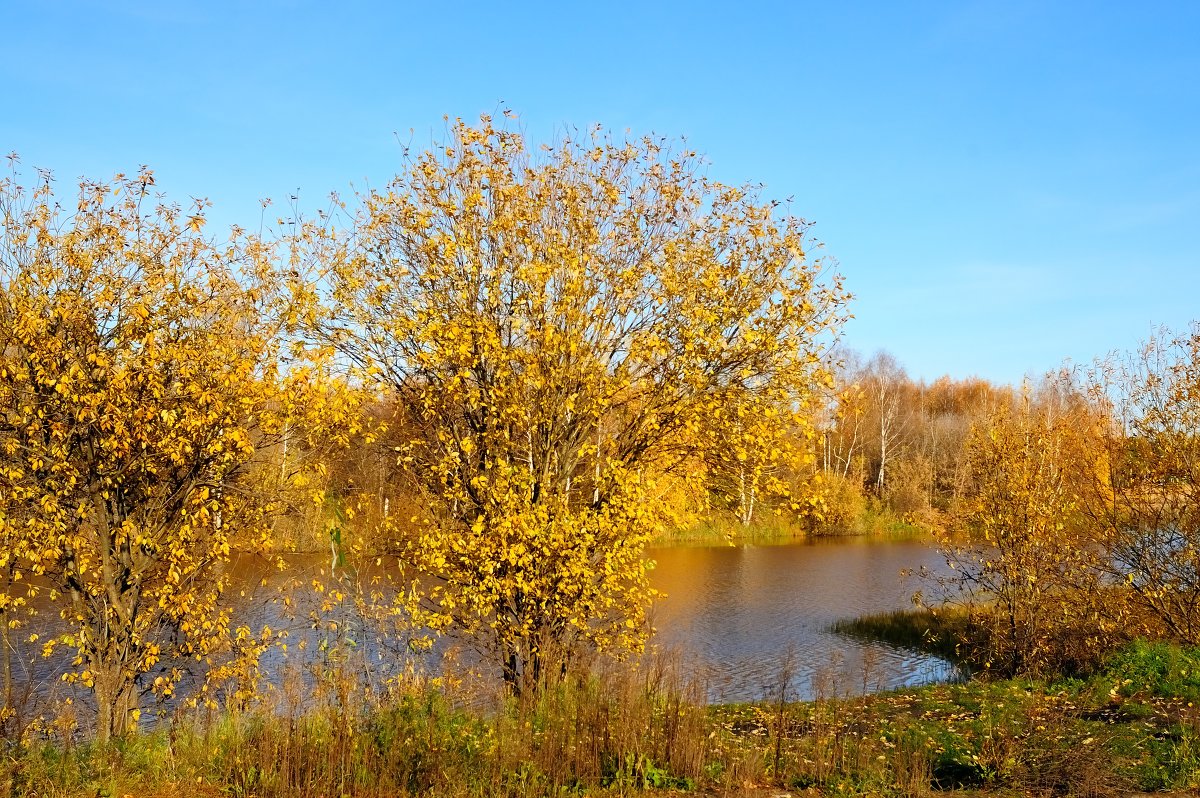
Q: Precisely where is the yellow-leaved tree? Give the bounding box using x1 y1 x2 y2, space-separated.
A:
699 389 823 529
1080 324 1200 642
301 116 847 691
939 389 1110 675
0 163 351 741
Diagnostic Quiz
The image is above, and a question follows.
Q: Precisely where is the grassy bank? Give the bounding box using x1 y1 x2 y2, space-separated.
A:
7 641 1200 797
657 503 927 547
657 514 812 545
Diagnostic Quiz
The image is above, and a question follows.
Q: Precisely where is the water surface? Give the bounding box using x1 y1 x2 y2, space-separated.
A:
9 537 956 717
647 538 958 702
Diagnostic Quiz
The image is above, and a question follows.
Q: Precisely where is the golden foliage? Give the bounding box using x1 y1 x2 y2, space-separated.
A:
1082 324 1200 642
938 392 1113 674
700 389 822 528
0 164 359 739
302 115 847 688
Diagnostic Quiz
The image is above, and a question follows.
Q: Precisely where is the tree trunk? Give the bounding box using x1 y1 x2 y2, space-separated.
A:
738 465 755 527
501 641 520 696
877 414 887 493
93 664 137 745
0 606 12 732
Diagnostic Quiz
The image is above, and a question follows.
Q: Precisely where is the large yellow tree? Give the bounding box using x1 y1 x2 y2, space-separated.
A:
304 116 847 690
0 164 334 740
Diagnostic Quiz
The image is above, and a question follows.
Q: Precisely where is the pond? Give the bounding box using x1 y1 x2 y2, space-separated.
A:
8 536 958 718
647 537 959 702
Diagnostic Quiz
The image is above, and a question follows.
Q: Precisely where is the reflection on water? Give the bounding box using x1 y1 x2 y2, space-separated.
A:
647 538 959 702
9 537 957 721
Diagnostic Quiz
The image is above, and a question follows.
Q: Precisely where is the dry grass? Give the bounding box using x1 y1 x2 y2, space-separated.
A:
7 642 1200 796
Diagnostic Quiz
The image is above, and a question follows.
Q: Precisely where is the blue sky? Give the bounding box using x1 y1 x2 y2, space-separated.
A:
3 1 1197 385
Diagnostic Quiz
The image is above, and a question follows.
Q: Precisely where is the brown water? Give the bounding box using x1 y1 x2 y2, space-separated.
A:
9 537 956 716
647 538 958 702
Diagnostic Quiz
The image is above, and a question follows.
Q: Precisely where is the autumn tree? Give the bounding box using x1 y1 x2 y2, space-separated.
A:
937 390 1109 674
699 389 822 528
1080 324 1200 643
0 164 345 741
822 347 867 481
819 349 915 499
302 116 847 691
818 346 1018 533
857 351 913 495
919 376 1011 511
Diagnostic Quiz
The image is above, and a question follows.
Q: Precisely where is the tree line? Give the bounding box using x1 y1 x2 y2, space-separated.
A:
821 335 1200 676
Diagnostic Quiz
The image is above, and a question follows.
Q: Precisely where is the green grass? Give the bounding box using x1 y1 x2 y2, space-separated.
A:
1105 640 1200 703
830 607 971 666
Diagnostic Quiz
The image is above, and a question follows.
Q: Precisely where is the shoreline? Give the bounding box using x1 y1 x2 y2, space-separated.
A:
7 640 1197 796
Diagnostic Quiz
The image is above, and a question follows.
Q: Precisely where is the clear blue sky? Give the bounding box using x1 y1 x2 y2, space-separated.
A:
4 1 1197 385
